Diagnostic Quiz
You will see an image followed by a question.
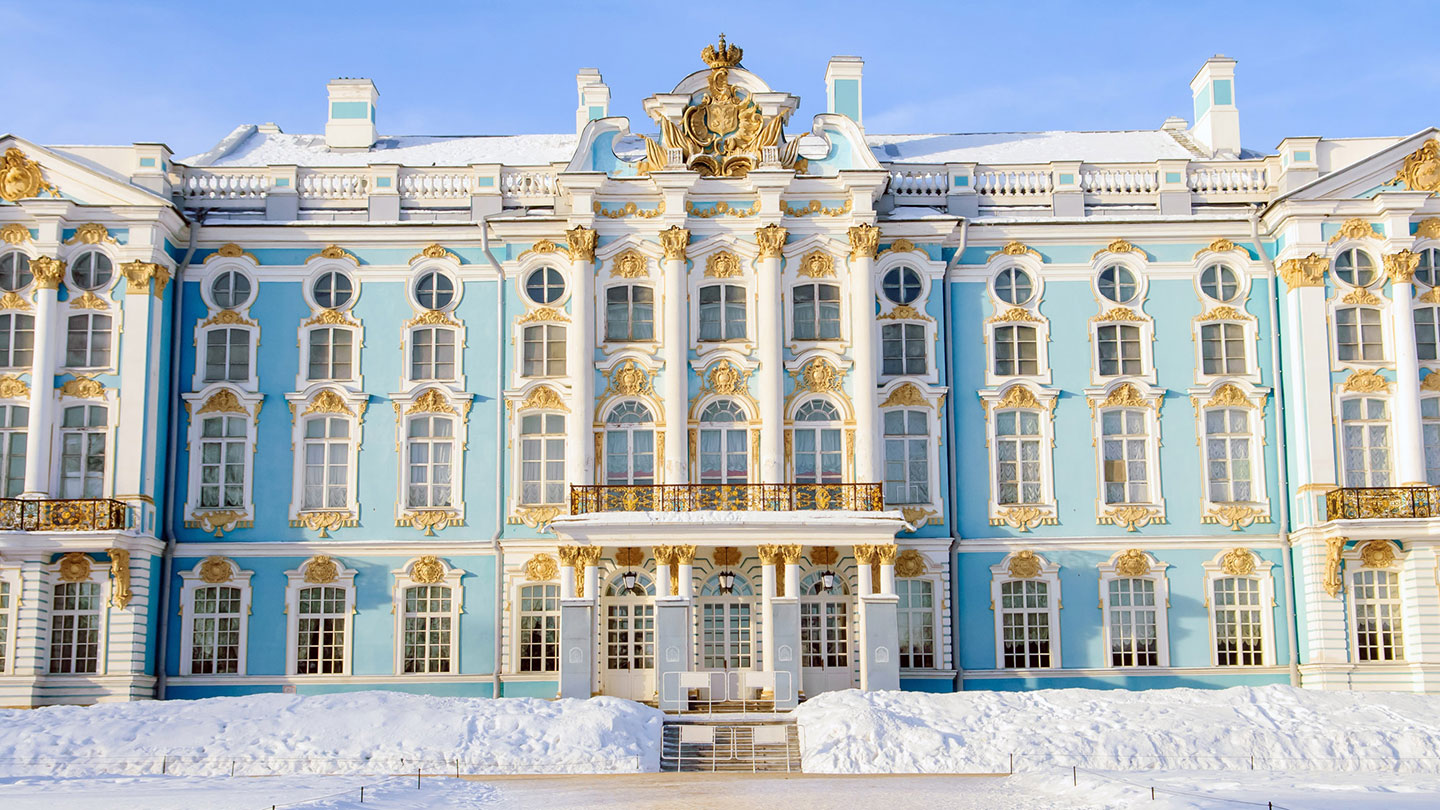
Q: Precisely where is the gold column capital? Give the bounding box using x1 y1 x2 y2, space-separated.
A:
576 546 603 566
874 543 898 565
557 545 582 567
120 260 171 296
780 543 804 564
853 544 877 564
755 223 788 258
672 544 697 565
659 226 690 261
652 545 676 565
1277 253 1327 289
847 224 880 260
1384 250 1421 284
31 256 65 290
565 225 597 262
758 544 784 565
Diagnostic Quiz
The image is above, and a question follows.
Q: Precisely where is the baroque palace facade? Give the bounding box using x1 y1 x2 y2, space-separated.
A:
1 38 1439 706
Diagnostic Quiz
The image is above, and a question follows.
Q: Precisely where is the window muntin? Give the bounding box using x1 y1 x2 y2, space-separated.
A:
402 584 453 674
1334 248 1378 287
1416 247 1439 288
1096 324 1141 376
1212 577 1263 666
311 271 355 309
49 581 101 674
1353 568 1404 663
793 400 843 484
896 578 934 669
792 283 841 341
189 585 242 675
604 402 655 485
698 400 747 484
59 405 106 499
698 284 745 341
199 414 246 509
65 313 112 369
1201 322 1246 375
203 326 249 382
1097 265 1138 304
406 415 454 509
522 325 564 377
210 270 252 309
0 313 34 369
525 267 565 305
605 285 655 341
1108 578 1158 667
414 271 455 310
1199 264 1240 302
295 585 346 675
410 327 457 381
70 252 113 291
993 325 1038 376
995 409 1042 505
1336 307 1384 362
1416 306 1439 362
1000 579 1051 668
520 412 565 505
1424 397 1440 486
0 404 25 497
883 409 929 504
302 416 351 510
307 327 354 381
994 266 1033 306
882 266 922 305
1205 408 1253 503
882 323 927 376
799 599 848 668
0 252 32 291
1101 408 1150 505
518 583 560 673
1341 397 1392 487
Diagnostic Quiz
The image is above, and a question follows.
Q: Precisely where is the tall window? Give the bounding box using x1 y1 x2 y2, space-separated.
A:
1101 409 1150 504
1212 577 1263 666
518 583 559 673
295 586 346 675
1416 306 1439 362
522 325 564 377
792 283 841 340
1423 397 1440 486
1200 323 1246 375
189 585 242 675
406 415 454 509
411 327 456 381
59 405 106 498
199 414 246 509
1205 408 1252 502
0 404 26 498
993 325 1038 376
49 581 101 674
65 313 112 369
605 285 654 341
1341 397 1391 487
302 416 351 510
520 412 565 504
402 584 453 674
0 579 9 673
203 327 250 382
699 284 745 341
1096 324 1141 376
307 327 354 381
1000 580 1051 668
896 578 934 669
1107 578 1158 667
1336 307 1383 362
883 409 929 504
995 409 1042 505
1353 568 1404 663
0 313 34 368
604 402 655 485
793 400 842 484
697 400 747 484
882 323 927 375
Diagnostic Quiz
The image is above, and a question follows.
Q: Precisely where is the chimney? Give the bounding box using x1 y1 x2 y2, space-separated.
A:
325 78 378 150
824 56 864 126
576 69 610 135
1188 56 1240 157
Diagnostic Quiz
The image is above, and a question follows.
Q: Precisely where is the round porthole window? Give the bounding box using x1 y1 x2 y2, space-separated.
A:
1333 248 1377 287
312 271 355 309
0 252 32 292
70 252 114 291
993 266 1034 305
1199 264 1240 302
415 270 456 310
525 267 565 304
1417 248 1440 288
1097 265 1138 304
881 266 922 305
210 270 253 309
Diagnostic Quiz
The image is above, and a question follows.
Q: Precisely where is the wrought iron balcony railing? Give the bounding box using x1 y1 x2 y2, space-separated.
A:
0 498 129 532
570 483 885 515
1325 486 1440 521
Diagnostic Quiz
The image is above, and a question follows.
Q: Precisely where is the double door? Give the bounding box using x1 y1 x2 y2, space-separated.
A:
800 596 853 695
600 599 655 700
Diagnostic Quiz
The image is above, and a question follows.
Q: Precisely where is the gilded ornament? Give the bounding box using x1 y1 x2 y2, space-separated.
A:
874 544 898 565
1422 287 1440 304
996 385 1042 410
1207 383 1258 410
615 546 644 567
810 546 838 566
1094 383 1152 411
198 389 247 415
203 309 256 327
1194 238 1241 260
1277 254 1328 288
1220 548 1256 576
687 199 759 218
593 200 665 219
66 223 114 245
1423 373 1440 392
713 546 742 567
705 252 741 278
514 505 561 532
1195 305 1250 322
1007 550 1042 579
199 556 235 584
795 359 842 394
609 361 653 398
566 226 598 262
120 260 170 296
1322 538 1345 598
848 224 880 259
895 549 927 578
108 548 132 608
1416 218 1440 240
304 389 354 416
303 555 340 584
877 239 917 259
781 199 852 217
652 545 676 565
0 375 29 399
308 308 359 327
314 245 356 262
0 223 30 244
412 244 458 264
0 148 58 201
216 243 247 258
31 256 65 290
1384 250 1421 284
1205 504 1268 530
658 227 690 261
58 552 93 583
523 554 558 582
59 376 105 399
520 385 568 412
988 307 1042 323
0 292 29 311
293 511 355 537
517 306 569 324
1092 239 1143 260
1341 369 1390 393
1341 288 1383 306
757 544 785 565
402 510 457 536
406 388 457 415
519 240 572 261
410 555 446 584
706 362 748 396
1360 540 1397 569
1114 549 1151 577
1101 505 1161 532
672 545 697 565
1391 139 1440 193
69 291 109 310
191 510 250 537
992 506 1056 532
1091 306 1144 322
797 250 835 278
701 33 743 68
755 224 787 259
880 383 930 409
1328 218 1381 244
987 241 1041 262
611 250 648 278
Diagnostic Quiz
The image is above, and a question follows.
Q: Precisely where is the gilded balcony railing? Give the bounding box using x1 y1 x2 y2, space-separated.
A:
0 498 129 532
1325 486 1440 521
570 483 885 515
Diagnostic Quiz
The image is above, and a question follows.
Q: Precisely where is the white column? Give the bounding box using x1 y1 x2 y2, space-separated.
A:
1279 256 1335 499
877 544 897 595
675 545 695 599
760 546 779 671
582 549 600 603
847 225 881 482
659 227 690 485
755 225 787 483
559 546 578 600
23 258 63 498
654 547 673 598
1388 252 1425 485
856 546 875 596
784 553 800 599
114 262 163 506
564 227 598 489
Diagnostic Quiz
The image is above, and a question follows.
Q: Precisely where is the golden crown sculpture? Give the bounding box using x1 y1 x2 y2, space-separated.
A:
701 33 743 68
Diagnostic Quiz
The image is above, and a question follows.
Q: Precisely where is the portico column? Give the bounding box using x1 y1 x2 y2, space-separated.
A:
877 544 897 595
1386 251 1426 485
23 257 64 498
675 544 696 599
783 544 801 598
653 545 673 598
759 545 780 672
1278 255 1334 519
558 544 601 699
564 226 598 490
659 227 690 485
558 545 579 599
652 544 691 710
858 542 900 692
855 545 876 596
847 225 882 483
581 546 601 600
763 544 802 708
755 225 787 482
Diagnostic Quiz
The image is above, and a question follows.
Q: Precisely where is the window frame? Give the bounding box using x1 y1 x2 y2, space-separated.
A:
63 311 115 372
1332 246 1380 289
1201 549 1276 668
177 557 253 677
67 249 116 293
0 311 36 371
1336 393 1394 488
881 404 933 507
286 387 366 524
392 557 464 676
603 399 658 486
0 401 29 499
181 386 261 525
53 400 112 500
1197 320 1250 378
981 385 1059 526
284 556 358 676
603 283 657 344
789 281 843 342
517 405 567 506
788 395 849 485
521 323 566 379
390 388 472 525
1349 563 1406 664
1333 305 1388 366
514 580 560 675
694 397 753 485
989 552 1062 670
45 555 109 676
695 282 749 344
407 324 460 383
1097 551 1171 668
0 564 18 675
896 576 939 671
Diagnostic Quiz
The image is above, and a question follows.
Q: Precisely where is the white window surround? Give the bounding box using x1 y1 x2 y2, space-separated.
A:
1191 250 1254 307
506 379 572 512
1201 548 1276 668
390 386 471 527
1088 253 1156 386
284 385 368 525
980 384 1059 528
514 252 574 310
879 380 946 517
1335 390 1395 489
60 301 118 377
193 310 259 392
781 246 850 352
283 556 358 676
391 556 465 676
0 562 20 675
1192 308 1261 385
297 315 363 392
895 575 940 670
302 258 361 312
676 239 757 357
690 386 760 485
785 388 856 484
1341 540 1406 665
1330 244 1383 290
44 554 110 676
1096 550 1172 668
989 551 1062 670
874 248 945 385
51 393 118 500
197 259 258 311
180 384 263 525
177 556 253 677
596 248 663 356
1085 381 1165 526
510 577 561 675
59 243 120 296
1189 382 1271 525
983 252 1050 387
1328 297 1392 370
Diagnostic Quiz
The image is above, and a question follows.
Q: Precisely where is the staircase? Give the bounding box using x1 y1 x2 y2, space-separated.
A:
660 719 802 772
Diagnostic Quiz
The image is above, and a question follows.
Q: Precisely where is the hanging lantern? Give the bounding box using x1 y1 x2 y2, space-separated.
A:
622 568 639 594
718 570 736 594
820 569 837 593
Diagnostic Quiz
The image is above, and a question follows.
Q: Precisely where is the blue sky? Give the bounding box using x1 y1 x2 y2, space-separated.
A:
5 0 1435 159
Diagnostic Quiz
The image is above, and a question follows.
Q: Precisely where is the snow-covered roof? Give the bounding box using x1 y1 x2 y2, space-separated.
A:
867 130 1201 164
182 126 579 168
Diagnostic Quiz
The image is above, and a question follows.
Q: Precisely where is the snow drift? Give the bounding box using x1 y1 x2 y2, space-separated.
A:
0 692 663 776
797 685 1440 774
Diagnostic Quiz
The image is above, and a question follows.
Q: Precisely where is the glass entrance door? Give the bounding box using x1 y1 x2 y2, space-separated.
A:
601 600 655 699
700 600 754 672
801 593 853 695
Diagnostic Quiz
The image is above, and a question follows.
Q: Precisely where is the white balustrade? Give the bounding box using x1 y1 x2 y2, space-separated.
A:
1188 165 1270 194
973 169 1053 198
182 171 269 199
398 170 473 200
1080 168 1159 194
297 171 370 199
500 169 558 201
888 170 948 200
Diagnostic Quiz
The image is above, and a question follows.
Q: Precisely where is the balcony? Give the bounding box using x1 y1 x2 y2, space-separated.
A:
1325 487 1440 521
570 483 885 515
0 499 129 532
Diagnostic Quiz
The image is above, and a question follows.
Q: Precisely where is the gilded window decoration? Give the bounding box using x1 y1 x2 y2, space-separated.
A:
687 199 759 218
1193 238 1245 260
781 199 852 217
611 250 649 278
1220 548 1257 576
524 553 559 581
797 251 835 278
1323 538 1346 598
1091 239 1145 260
1341 369 1390 393
0 223 30 245
519 384 568 412
987 241 1042 262
705 252 742 278
1359 540 1397 569
1277 254 1327 288
1328 218 1382 244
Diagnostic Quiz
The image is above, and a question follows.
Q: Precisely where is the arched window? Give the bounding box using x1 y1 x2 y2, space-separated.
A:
1416 247 1440 288
210 270 252 309
525 267 565 304
301 415 351 510
414 271 455 310
606 571 654 596
406 414 454 509
1199 264 1240 302
0 252 33 290
882 266 922 304
604 402 655 485
700 571 754 596
697 399 747 484
1336 307 1383 362
883 409 929 504
800 569 849 595
883 323 927 375
1097 265 1138 304
994 266 1034 305
520 412 565 505
995 409 1041 505
699 283 746 341
311 271 355 309
792 283 841 340
793 400 842 484
993 325 1037 376
522 325 564 377
203 325 249 382
0 313 34 369
605 285 654 341
59 404 106 498
65 313 112 369
1333 248 1377 287
1340 397 1391 487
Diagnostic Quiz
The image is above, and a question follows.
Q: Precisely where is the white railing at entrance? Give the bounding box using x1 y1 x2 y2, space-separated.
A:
659 669 794 714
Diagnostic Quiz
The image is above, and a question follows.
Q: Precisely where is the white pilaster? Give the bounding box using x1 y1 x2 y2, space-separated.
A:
1278 256 1336 497
756 228 785 483
1388 251 1425 484
655 550 673 598
760 550 778 671
23 259 63 498
114 264 163 503
565 227 598 489
659 227 690 485
847 225 881 483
